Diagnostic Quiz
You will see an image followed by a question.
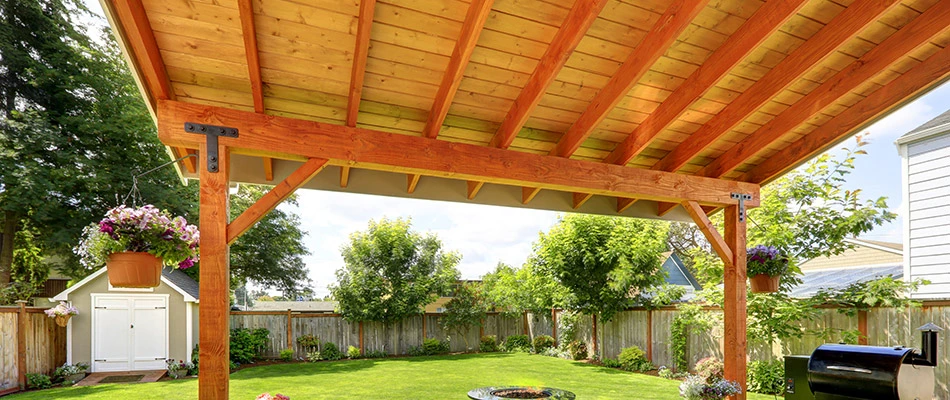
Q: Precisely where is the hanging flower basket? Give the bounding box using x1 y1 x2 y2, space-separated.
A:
746 245 789 294
76 205 200 289
45 301 79 327
54 314 72 327
107 252 164 288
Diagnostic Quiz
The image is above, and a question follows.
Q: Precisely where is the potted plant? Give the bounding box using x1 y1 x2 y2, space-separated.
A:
166 359 192 379
45 301 79 327
54 362 88 384
76 205 199 288
746 245 789 293
679 374 742 400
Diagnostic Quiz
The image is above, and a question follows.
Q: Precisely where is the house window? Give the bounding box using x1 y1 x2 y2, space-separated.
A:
436 307 445 313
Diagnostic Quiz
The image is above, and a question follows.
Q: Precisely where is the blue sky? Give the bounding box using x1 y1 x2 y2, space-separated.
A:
79 0 950 296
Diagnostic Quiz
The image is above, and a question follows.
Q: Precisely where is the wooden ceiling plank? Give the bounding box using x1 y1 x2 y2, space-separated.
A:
743 43 950 184
107 0 173 103
682 200 734 269
238 0 276 182
422 0 495 139
617 197 637 213
228 158 329 244
657 202 678 217
157 100 761 207
262 157 274 181
488 0 609 149
467 180 484 200
652 0 902 173
572 192 594 209
522 187 542 205
341 166 351 188
346 0 377 127
700 1 950 178
604 0 809 166
407 174 421 193
551 0 709 158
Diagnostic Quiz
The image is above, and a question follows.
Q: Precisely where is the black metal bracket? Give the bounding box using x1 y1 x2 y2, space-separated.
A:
731 192 752 222
184 123 239 172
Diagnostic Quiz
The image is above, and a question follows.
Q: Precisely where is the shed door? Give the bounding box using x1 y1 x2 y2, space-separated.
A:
93 296 167 372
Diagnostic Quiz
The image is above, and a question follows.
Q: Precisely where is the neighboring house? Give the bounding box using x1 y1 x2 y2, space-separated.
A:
33 269 71 307
660 252 702 300
790 238 904 298
250 301 337 313
897 109 950 299
50 267 199 373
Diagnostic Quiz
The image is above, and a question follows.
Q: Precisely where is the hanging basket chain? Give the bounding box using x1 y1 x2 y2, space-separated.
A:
121 154 197 206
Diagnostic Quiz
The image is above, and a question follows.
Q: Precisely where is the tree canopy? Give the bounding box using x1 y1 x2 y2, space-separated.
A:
331 218 461 323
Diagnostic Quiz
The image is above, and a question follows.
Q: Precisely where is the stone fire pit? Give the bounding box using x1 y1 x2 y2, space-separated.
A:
468 386 576 399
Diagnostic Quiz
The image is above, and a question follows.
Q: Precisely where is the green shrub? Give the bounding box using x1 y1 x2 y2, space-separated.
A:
501 335 531 352
229 328 270 364
27 373 52 389
747 359 785 395
320 342 344 361
618 346 653 372
532 335 555 353
567 340 588 360
190 345 200 375
423 338 450 355
364 350 388 358
602 358 621 368
695 357 724 382
479 335 498 352
296 334 320 351
347 345 362 359
279 348 294 362
306 351 321 362
229 361 239 370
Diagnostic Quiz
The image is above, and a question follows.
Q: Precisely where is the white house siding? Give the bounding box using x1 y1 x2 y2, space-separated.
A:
905 132 950 299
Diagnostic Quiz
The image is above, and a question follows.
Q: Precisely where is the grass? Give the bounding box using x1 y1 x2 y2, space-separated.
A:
8 353 781 399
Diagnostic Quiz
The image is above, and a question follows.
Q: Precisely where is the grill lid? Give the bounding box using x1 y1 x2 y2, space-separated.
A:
807 344 914 400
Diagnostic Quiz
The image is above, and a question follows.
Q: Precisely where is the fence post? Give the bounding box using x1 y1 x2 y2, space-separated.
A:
16 300 27 390
857 310 868 345
286 309 292 351
646 309 653 362
359 321 364 355
592 314 598 357
522 311 528 336
551 308 557 346
479 319 484 340
422 313 427 339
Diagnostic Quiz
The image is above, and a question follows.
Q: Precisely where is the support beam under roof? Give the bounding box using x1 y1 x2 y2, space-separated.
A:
346 0 376 128
237 0 273 179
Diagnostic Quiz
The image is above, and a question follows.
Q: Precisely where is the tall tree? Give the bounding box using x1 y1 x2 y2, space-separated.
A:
532 214 669 322
331 218 460 324
481 262 568 316
438 282 486 349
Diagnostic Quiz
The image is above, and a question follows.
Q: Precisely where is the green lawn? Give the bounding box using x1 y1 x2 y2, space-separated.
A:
9 353 780 399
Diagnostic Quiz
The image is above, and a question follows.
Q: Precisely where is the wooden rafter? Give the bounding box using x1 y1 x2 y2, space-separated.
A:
175 147 197 174
106 0 172 103
551 0 709 158
340 166 351 188
682 201 733 268
407 174 421 193
657 202 677 217
652 0 901 173
488 0 608 149
617 198 637 213
743 43 950 184
346 0 377 127
423 0 495 139
466 181 484 200
603 0 808 166
699 1 950 179
158 100 760 206
572 193 593 209
522 187 542 205
237 0 274 180
227 158 329 244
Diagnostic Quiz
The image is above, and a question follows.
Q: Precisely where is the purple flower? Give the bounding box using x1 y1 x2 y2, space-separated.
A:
178 258 195 269
99 219 114 234
161 229 175 240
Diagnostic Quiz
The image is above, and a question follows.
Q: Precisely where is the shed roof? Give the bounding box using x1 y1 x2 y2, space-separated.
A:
51 267 199 302
789 265 903 298
101 0 950 220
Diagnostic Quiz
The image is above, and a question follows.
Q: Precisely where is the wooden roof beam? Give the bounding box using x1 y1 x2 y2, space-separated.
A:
522 187 542 205
175 147 197 174
466 181 484 200
407 174 421 194
489 0 608 149
228 158 329 244
237 0 274 180
340 166 351 188
551 0 709 158
346 0 377 127
423 0 495 139
603 0 808 166
106 0 172 103
657 202 677 217
617 198 637 213
682 200 733 269
743 43 950 184
156 100 759 207
700 0 950 179
572 193 593 209
652 0 901 173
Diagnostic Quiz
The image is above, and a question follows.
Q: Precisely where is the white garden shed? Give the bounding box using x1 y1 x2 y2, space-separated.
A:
51 267 200 372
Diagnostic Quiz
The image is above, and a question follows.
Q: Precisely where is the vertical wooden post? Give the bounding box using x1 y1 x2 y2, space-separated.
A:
857 310 869 345
522 311 528 335
286 309 293 350
646 309 653 362
359 321 364 355
592 314 598 357
723 205 747 400
198 141 231 400
551 308 557 346
422 313 427 339
479 319 484 340
16 300 27 390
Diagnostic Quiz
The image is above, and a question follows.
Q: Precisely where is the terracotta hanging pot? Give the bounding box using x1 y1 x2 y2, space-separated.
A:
107 252 163 288
749 274 781 293
54 314 71 327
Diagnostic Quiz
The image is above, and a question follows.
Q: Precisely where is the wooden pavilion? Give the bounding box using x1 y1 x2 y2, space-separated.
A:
99 0 950 398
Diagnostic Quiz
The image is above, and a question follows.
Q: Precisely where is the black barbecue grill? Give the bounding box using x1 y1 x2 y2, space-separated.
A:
785 323 942 400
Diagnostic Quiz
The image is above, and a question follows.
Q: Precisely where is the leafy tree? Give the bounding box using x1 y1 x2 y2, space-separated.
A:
331 218 460 324
233 285 255 308
438 282 486 349
531 214 669 322
227 185 311 294
481 262 567 316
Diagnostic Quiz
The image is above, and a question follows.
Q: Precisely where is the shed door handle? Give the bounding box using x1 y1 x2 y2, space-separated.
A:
827 365 872 374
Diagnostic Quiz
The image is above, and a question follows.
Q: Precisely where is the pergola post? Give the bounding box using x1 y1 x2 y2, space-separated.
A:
723 205 747 400
198 141 231 400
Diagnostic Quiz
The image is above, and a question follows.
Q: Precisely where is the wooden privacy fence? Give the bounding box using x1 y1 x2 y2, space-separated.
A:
0 302 68 395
